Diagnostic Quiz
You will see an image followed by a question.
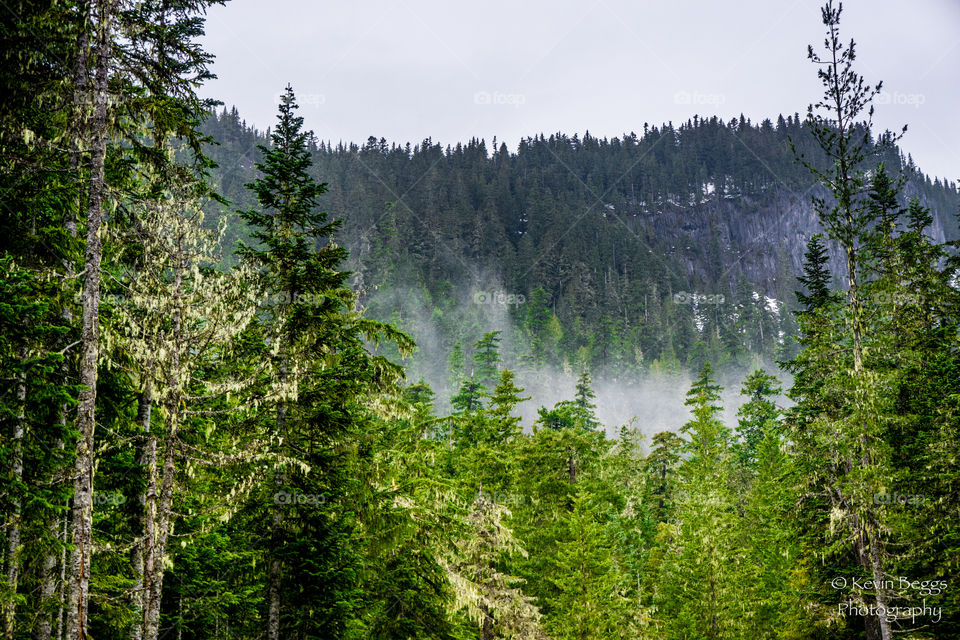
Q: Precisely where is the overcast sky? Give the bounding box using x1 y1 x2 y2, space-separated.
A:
199 0 959 182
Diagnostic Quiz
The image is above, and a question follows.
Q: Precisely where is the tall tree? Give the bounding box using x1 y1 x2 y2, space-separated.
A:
734 370 782 467
653 363 742 639
238 85 411 638
65 4 117 637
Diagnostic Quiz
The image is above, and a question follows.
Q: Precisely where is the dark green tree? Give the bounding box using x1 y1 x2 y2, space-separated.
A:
239 85 411 639
734 370 782 467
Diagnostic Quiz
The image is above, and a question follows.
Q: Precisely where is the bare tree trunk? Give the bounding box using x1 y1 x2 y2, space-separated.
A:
65 1 114 636
140 419 158 640
143 258 183 640
36 7 90 637
3 351 27 638
129 386 152 640
268 354 289 640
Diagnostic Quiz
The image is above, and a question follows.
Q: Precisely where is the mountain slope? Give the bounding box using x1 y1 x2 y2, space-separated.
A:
201 108 960 381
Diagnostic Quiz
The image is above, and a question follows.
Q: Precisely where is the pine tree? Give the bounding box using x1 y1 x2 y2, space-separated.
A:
543 490 638 639
472 331 503 390
487 369 530 442
734 370 782 467
644 431 683 522
795 234 834 312
790 5 909 637
444 494 545 640
653 363 742 639
103 177 255 640
573 369 600 430
238 85 411 639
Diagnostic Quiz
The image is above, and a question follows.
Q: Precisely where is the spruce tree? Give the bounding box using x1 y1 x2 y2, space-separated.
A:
239 85 410 639
791 5 909 637
795 234 833 312
734 370 782 467
653 363 742 639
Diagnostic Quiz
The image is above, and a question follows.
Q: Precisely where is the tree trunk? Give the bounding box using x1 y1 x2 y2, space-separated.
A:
844 240 863 373
129 386 152 640
64 1 113 637
480 603 493 640
143 411 174 640
57 515 67 640
268 350 290 640
865 523 892 640
267 505 282 640
144 260 183 640
140 420 158 640
36 7 90 637
34 501 64 640
3 350 27 638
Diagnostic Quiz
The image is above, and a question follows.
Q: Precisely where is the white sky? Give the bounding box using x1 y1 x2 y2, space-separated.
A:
200 0 960 182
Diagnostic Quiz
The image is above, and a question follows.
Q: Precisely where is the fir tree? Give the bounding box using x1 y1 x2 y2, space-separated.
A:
734 370 782 467
239 85 410 639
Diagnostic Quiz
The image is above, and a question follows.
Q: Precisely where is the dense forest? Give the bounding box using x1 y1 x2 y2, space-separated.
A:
200 93 960 394
1 1 959 639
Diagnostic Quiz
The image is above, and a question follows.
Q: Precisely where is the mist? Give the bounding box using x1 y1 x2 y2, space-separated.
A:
371 280 792 449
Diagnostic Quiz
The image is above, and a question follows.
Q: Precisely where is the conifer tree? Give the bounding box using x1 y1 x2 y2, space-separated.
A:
238 85 411 639
791 5 908 637
472 331 503 390
573 369 600 430
734 370 782 467
487 369 530 442
444 494 545 640
653 363 742 639
796 234 834 312
104 178 255 640
544 490 638 640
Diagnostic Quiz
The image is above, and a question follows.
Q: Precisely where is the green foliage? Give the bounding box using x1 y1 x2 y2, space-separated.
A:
3 2 960 638
734 369 782 466
201 106 960 382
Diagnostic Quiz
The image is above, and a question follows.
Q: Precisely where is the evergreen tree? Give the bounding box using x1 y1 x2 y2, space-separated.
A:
487 369 530 442
573 369 600 430
238 85 411 639
653 363 742 639
789 5 910 637
734 370 782 467
796 234 834 312
543 490 639 639
472 331 503 390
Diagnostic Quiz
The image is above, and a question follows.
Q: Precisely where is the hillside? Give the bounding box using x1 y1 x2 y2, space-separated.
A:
201 109 960 384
